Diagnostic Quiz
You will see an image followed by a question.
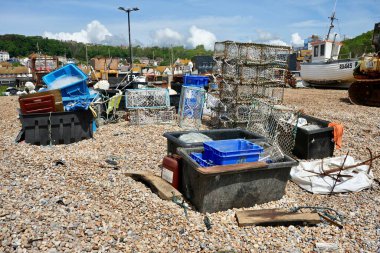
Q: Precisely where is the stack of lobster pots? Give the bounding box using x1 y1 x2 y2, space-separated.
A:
212 41 291 128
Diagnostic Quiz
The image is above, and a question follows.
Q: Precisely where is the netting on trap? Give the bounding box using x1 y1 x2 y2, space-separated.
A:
178 86 206 129
214 41 239 60
218 80 284 104
125 88 169 109
247 98 299 156
127 106 176 125
214 41 291 64
239 65 286 85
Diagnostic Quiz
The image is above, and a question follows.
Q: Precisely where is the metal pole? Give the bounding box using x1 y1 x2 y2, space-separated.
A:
128 10 133 73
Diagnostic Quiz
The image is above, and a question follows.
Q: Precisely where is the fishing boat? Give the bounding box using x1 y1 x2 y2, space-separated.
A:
300 7 358 88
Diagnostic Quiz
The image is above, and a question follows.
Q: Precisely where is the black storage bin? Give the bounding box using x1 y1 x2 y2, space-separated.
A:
163 129 266 155
178 146 298 213
19 110 94 145
293 114 335 159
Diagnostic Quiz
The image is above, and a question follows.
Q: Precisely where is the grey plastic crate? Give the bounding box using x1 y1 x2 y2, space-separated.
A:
177 146 298 213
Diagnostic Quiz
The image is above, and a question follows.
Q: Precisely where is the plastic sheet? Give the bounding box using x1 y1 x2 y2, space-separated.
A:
290 155 373 194
178 133 213 144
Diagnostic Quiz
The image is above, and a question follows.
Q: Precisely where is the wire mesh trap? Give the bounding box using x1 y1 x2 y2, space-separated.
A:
127 106 176 125
247 98 299 156
125 88 170 109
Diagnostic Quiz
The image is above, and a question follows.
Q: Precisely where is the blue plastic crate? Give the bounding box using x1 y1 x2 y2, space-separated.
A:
190 152 214 167
203 139 264 165
42 64 89 98
183 75 209 88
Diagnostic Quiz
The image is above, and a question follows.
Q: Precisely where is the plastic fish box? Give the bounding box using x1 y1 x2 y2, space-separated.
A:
163 129 266 155
18 110 93 145
190 152 213 167
184 75 209 88
19 94 56 114
293 114 335 159
18 90 64 114
203 139 264 165
178 146 298 213
42 63 89 97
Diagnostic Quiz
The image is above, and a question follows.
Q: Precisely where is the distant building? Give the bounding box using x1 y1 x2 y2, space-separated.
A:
191 56 214 74
173 58 192 75
0 66 32 86
0 51 10 62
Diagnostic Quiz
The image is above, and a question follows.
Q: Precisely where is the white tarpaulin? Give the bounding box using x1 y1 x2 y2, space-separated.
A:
290 155 374 194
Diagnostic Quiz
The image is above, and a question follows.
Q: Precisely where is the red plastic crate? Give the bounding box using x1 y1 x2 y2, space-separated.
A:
19 94 56 114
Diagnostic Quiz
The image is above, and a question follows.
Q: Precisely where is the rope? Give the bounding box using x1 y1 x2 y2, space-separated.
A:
289 206 344 223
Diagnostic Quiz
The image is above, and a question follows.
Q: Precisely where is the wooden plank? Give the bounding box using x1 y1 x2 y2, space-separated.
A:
236 209 321 227
196 161 268 175
125 171 182 200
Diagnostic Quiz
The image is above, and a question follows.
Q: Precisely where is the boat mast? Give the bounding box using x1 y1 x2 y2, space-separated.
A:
326 0 338 40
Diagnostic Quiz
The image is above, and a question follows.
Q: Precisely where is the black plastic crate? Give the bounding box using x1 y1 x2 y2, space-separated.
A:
178 146 298 213
293 114 334 159
163 129 266 155
19 110 94 145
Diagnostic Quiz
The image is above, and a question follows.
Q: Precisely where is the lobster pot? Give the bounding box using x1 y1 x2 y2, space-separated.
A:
214 41 240 61
239 65 286 85
261 46 291 64
128 106 176 125
221 62 238 80
178 86 206 129
247 99 299 156
214 42 226 59
238 43 262 64
125 88 169 109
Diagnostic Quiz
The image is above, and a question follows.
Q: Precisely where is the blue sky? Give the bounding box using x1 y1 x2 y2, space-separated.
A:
1 0 379 49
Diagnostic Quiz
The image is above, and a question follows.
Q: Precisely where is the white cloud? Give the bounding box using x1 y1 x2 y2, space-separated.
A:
267 39 289 46
152 28 184 46
291 33 304 46
43 20 112 44
256 29 277 41
187 26 217 50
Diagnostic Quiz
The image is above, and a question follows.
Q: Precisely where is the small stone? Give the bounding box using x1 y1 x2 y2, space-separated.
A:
39 199 48 205
47 248 58 253
315 242 339 251
52 240 61 247
85 229 94 237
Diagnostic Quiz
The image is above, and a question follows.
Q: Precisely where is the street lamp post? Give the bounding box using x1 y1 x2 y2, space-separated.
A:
118 6 139 78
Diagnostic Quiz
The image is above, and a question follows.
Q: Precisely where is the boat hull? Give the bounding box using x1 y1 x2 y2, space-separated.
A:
300 59 358 88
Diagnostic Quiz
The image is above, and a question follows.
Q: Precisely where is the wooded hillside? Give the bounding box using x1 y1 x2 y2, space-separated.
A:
0 34 213 65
